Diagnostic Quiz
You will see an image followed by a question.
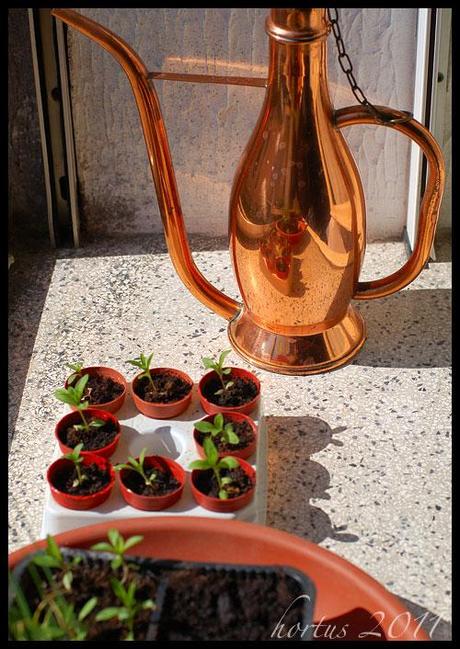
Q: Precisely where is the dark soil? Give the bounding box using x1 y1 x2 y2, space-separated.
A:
202 374 258 408
62 417 117 451
135 372 192 404
194 467 254 499
19 552 160 641
52 463 111 496
156 567 308 641
70 373 124 405
122 465 181 497
196 417 255 453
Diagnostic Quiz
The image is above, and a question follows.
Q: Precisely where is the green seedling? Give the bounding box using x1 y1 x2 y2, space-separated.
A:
66 361 84 385
91 528 144 571
95 578 155 641
126 352 155 388
194 413 239 446
202 349 234 395
63 443 88 489
32 535 82 592
189 437 240 500
9 569 97 640
114 447 156 488
54 374 105 433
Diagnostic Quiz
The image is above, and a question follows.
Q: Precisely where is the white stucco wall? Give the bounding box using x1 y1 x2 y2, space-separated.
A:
67 8 418 241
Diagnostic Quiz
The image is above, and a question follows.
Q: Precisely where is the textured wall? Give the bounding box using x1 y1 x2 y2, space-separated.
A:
438 31 451 231
67 8 418 241
8 8 48 246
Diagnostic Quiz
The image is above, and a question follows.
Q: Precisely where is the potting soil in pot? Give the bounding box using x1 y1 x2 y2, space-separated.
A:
195 467 254 499
81 374 124 405
203 375 258 407
196 417 255 453
63 418 117 451
123 466 180 497
136 374 191 403
53 464 111 496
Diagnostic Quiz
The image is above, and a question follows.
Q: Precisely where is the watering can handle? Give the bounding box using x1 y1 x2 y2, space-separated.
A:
335 105 445 300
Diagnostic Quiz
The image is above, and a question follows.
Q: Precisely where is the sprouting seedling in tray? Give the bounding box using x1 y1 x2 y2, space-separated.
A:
63 443 88 489
126 352 155 388
91 528 144 571
189 437 240 500
65 361 84 385
194 413 240 446
32 534 83 592
54 374 105 433
95 578 155 641
201 349 234 396
114 448 157 489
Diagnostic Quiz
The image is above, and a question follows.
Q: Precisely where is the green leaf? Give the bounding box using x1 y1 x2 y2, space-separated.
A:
218 489 229 500
143 599 155 610
214 389 224 396
146 353 154 368
76 400 90 411
139 448 147 467
46 534 63 562
226 431 240 445
220 476 233 486
90 542 114 553
107 529 121 549
95 607 123 622
111 556 123 570
189 459 210 471
194 420 216 433
117 609 130 622
78 597 98 622
218 456 240 470
214 413 224 431
202 357 216 370
62 571 73 591
89 418 106 428
74 374 89 400
123 535 144 551
225 381 234 390
127 456 140 469
218 349 232 367
114 464 132 472
32 554 61 569
126 359 142 368
222 367 232 375
203 437 219 466
111 578 128 605
54 388 78 406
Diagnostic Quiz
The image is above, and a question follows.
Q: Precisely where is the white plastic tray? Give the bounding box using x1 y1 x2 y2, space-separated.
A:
40 388 267 536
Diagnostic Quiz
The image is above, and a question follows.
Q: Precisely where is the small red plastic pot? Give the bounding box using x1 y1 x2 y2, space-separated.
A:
117 455 185 511
131 368 193 419
55 408 121 459
64 366 127 414
47 453 115 510
198 368 260 416
190 458 256 513
193 412 257 461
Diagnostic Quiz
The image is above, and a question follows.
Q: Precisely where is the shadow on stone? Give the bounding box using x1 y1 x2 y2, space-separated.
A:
354 288 451 369
266 415 359 544
394 594 452 641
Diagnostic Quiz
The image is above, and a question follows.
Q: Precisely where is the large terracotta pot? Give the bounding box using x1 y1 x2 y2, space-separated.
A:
8 517 428 641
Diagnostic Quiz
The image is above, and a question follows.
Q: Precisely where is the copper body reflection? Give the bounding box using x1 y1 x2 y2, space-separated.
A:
52 8 445 375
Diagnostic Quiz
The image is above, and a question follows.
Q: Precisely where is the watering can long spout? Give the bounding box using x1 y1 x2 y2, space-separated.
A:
51 9 240 321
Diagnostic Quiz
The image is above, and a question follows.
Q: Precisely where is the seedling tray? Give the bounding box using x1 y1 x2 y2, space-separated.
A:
41 388 267 536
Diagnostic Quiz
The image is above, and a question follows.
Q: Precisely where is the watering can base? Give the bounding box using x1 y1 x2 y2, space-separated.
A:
228 306 366 376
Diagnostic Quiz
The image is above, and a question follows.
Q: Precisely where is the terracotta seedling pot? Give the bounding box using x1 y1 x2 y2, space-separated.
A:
47 453 115 510
55 408 121 459
131 368 193 419
191 458 256 513
118 455 185 511
193 412 257 461
65 366 127 414
198 368 260 416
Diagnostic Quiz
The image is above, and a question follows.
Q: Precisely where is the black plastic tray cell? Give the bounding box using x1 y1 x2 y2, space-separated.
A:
150 560 317 641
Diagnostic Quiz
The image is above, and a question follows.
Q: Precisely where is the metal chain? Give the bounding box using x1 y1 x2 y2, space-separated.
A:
327 8 412 125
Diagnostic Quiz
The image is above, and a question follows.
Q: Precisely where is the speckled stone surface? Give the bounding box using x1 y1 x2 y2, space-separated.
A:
9 235 451 639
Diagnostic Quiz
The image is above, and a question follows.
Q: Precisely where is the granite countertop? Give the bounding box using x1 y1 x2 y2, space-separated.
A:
8 234 451 639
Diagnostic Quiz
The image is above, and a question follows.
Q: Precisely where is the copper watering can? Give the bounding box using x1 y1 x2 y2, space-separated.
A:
52 8 445 375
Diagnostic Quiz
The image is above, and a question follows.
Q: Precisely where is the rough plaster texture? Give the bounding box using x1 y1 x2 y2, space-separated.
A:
8 8 48 247
67 8 418 241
